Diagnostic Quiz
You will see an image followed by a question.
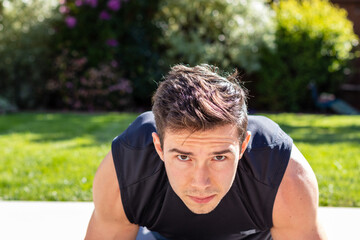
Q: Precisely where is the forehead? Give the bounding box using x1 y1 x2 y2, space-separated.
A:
163 124 240 147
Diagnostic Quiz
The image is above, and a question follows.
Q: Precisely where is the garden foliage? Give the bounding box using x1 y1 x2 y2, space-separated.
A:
156 0 276 73
0 0 358 112
47 50 133 110
256 0 359 111
53 0 275 111
50 0 165 110
0 0 57 109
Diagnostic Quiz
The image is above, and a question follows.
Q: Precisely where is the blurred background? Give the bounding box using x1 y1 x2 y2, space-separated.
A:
0 0 359 113
0 0 359 207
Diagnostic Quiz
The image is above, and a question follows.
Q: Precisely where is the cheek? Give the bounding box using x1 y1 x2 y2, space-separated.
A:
212 161 238 188
164 161 189 188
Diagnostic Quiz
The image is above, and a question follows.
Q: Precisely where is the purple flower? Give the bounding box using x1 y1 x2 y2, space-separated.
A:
106 39 118 47
99 10 111 20
107 0 121 11
65 16 77 28
59 5 70 14
59 0 66 5
65 82 73 89
75 0 83 6
108 80 132 94
84 0 97 8
74 57 88 69
110 60 118 68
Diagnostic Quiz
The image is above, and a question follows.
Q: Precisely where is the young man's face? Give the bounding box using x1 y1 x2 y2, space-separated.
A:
152 124 250 214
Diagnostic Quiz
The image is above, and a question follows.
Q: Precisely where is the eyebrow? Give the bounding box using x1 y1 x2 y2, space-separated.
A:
168 148 234 156
168 148 193 155
212 149 233 155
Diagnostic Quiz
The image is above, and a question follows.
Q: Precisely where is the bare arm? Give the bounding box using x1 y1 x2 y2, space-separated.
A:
85 151 139 240
271 144 327 240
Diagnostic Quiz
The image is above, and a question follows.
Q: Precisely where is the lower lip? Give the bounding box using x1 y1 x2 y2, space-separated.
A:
189 195 216 204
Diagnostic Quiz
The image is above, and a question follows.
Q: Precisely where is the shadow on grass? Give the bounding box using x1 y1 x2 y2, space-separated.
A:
278 123 360 145
2 112 359 146
0 112 139 145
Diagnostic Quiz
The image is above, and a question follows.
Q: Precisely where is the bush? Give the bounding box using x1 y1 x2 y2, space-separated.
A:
0 0 58 109
51 0 166 109
156 0 276 73
46 50 133 110
256 0 359 111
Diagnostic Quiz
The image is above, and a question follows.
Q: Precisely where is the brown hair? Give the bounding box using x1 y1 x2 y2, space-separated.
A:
152 64 248 145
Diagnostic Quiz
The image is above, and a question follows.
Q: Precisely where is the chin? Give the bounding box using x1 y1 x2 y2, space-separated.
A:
185 200 221 215
189 207 215 215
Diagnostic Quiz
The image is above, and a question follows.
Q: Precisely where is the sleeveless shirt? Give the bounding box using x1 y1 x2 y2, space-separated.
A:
112 111 293 240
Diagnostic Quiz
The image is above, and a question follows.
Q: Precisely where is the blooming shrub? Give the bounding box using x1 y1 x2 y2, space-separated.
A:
54 0 125 66
256 0 359 111
156 0 276 73
47 50 132 110
51 0 165 109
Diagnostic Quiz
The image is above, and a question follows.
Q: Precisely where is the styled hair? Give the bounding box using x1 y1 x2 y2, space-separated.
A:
152 64 248 145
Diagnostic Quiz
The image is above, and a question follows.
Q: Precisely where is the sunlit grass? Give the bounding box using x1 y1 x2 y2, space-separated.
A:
0 112 359 207
0 112 138 201
264 114 360 207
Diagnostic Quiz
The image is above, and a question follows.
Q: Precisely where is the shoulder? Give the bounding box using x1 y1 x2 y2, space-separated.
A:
115 111 156 148
247 115 291 150
111 111 162 188
110 112 166 225
241 116 293 187
271 144 327 239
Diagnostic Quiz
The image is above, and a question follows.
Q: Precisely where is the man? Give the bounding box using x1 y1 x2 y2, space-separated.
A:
85 64 327 239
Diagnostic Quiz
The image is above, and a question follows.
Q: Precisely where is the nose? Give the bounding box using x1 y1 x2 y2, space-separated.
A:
190 164 211 189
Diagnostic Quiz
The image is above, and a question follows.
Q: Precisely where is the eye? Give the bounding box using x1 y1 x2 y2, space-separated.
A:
177 155 190 161
213 156 226 161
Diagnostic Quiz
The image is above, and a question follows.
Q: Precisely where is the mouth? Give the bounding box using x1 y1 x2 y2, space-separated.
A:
188 195 216 204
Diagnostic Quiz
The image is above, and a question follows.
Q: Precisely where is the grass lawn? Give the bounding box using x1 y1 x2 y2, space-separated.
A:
265 114 360 207
0 112 138 201
0 112 359 207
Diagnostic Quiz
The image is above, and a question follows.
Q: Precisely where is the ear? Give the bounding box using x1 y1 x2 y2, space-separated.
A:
240 131 251 156
152 132 164 161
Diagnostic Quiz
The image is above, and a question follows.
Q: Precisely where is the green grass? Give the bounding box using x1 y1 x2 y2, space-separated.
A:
0 112 359 207
0 112 138 201
264 114 360 207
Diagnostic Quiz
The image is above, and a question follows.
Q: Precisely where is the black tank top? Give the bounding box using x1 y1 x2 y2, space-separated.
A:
112 112 292 240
